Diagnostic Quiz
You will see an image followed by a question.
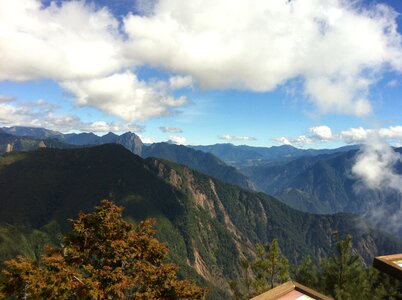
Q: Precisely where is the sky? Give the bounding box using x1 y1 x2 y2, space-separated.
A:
2 0 402 148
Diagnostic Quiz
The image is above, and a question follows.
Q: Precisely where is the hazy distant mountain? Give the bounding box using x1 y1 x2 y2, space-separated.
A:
243 149 402 238
2 126 255 189
143 142 256 191
192 143 360 167
62 131 144 156
1 126 64 140
2 127 144 156
0 144 400 298
0 131 72 154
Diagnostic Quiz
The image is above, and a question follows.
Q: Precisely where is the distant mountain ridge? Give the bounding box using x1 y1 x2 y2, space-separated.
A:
1 126 144 156
243 149 402 238
0 144 401 298
192 143 360 167
0 131 73 154
0 127 254 190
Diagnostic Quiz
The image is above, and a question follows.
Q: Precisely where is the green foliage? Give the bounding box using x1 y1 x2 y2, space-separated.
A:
252 240 289 292
0 200 207 299
0 145 402 299
293 256 319 290
230 239 290 299
295 235 402 300
320 235 370 299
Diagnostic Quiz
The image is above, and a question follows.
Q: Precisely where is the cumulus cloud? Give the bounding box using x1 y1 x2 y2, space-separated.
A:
159 126 183 133
0 0 123 81
62 71 187 121
340 126 402 144
309 125 333 140
0 101 142 133
219 135 257 141
124 0 402 116
0 0 188 122
274 125 402 146
272 137 293 146
352 135 402 193
168 136 187 145
273 125 331 146
3 0 402 123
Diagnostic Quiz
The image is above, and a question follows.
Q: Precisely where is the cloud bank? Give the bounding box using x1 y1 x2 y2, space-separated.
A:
2 0 402 123
274 125 402 146
124 0 402 116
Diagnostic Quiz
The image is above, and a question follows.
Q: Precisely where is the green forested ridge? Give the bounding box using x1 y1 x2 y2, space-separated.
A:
231 236 402 299
0 145 401 298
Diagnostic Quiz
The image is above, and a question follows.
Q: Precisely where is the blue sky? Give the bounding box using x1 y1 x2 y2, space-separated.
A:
2 0 402 148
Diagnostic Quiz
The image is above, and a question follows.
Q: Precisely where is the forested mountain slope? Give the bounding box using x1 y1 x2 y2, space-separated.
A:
0 145 400 298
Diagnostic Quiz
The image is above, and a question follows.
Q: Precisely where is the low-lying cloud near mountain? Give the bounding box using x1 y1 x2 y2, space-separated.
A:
274 125 402 146
353 135 402 192
1 0 402 121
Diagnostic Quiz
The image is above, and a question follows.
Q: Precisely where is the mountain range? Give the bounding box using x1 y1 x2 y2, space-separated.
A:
192 143 360 167
242 150 402 239
0 144 401 299
0 126 254 191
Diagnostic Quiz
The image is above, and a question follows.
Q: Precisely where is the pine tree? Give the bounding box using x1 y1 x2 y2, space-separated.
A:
0 200 207 299
294 256 319 290
252 239 290 295
320 235 370 299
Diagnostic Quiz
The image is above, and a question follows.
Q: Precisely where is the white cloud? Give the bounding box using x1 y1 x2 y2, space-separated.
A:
339 127 370 144
0 0 123 81
2 0 402 124
219 135 256 141
168 135 187 145
169 75 193 90
352 136 402 193
272 137 293 146
138 134 155 144
340 126 402 144
0 0 188 122
274 125 402 146
294 135 314 145
159 126 183 133
0 101 142 133
124 0 402 116
309 125 333 140
62 71 187 121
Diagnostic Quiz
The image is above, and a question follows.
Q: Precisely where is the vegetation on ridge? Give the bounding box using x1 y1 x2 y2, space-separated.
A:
0 200 207 299
0 145 401 299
